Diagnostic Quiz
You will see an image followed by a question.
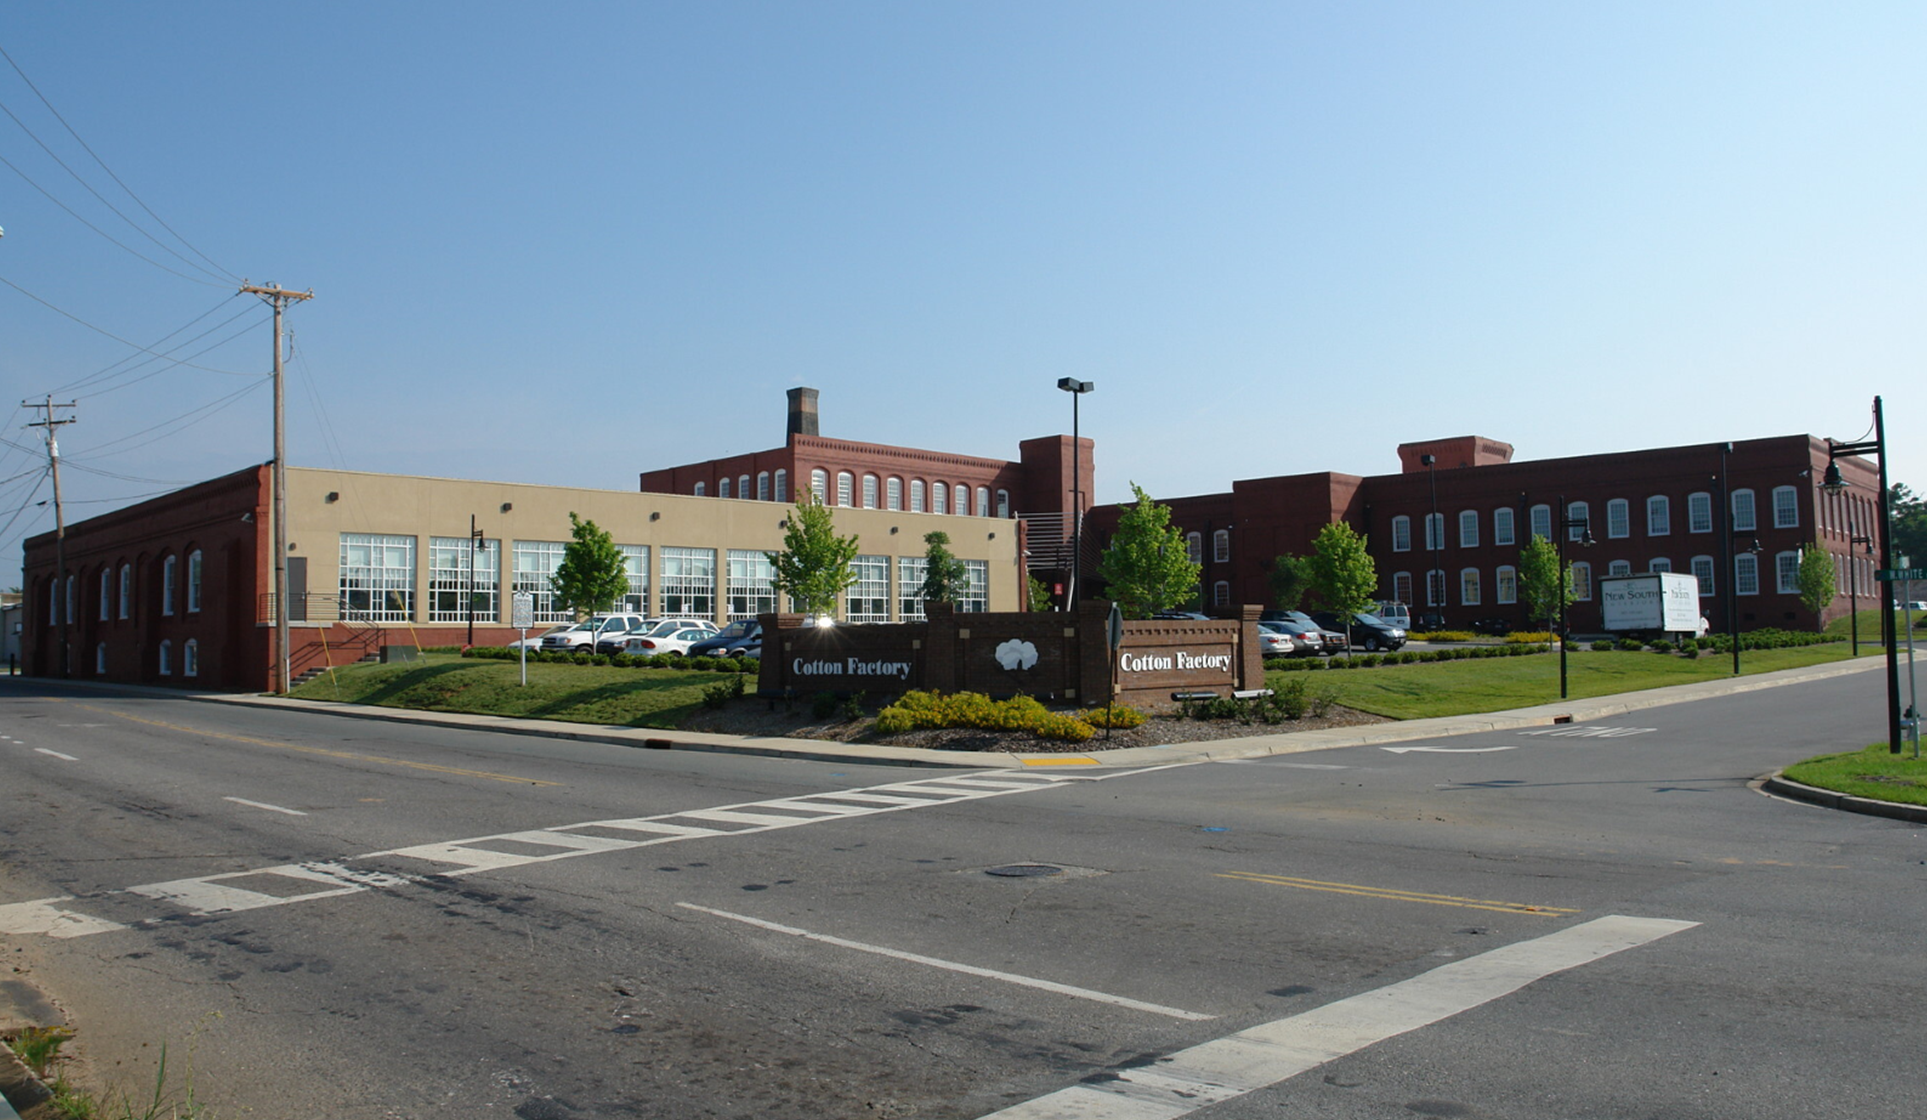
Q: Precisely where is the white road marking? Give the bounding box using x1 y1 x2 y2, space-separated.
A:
1216 760 1349 770
1516 726 1657 739
977 914 1698 1119
679 903 1216 1022
223 797 307 816
1381 745 1517 754
0 898 128 938
34 748 78 761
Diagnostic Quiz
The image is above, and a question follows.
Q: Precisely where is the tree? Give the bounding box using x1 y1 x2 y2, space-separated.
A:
1267 553 1313 611
1026 573 1055 612
1305 522 1378 618
1517 533 1572 631
1797 539 1837 625
1893 483 1927 568
550 513 628 620
920 530 970 606
1095 483 1202 618
768 492 859 618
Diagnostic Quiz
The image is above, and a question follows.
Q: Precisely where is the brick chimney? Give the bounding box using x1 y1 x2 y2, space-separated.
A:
786 387 819 439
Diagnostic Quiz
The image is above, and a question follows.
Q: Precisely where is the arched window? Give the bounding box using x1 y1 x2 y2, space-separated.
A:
119 563 132 619
1493 507 1516 546
1775 550 1801 593
1691 555 1716 596
1606 498 1630 539
886 477 902 511
158 639 172 677
862 475 879 509
1496 565 1517 604
1646 495 1670 536
693 481 706 497
1460 568 1481 605
976 487 990 517
1185 532 1202 564
1459 510 1479 549
996 489 1010 518
1735 553 1760 595
1687 492 1712 533
184 638 200 677
1392 571 1414 606
717 477 730 499
1649 557 1672 573
1426 569 1447 608
1772 486 1800 529
955 484 969 515
161 555 177 617
836 472 854 506
1732 488 1756 532
774 469 788 502
1424 512 1444 551
1529 504 1552 541
1566 501 1589 542
187 550 203 613
1570 562 1593 601
812 469 829 502
738 474 750 500
99 568 112 620
1391 515 1412 552
66 574 76 625
1213 581 1230 607
757 472 771 501
932 482 947 515
1213 529 1230 563
910 479 925 513
96 642 107 674
1608 559 1632 577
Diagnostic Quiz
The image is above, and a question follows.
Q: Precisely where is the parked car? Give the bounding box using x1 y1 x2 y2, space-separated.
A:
507 625 571 652
1374 601 1412 629
1152 610 1212 620
1262 609 1349 652
1467 616 1515 637
593 615 672 655
1310 610 1407 652
624 623 725 657
689 619 763 658
540 613 653 654
1258 619 1323 657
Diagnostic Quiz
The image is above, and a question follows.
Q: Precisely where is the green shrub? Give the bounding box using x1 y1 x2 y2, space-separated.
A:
872 690 1094 743
1506 631 1555 644
1617 638 1645 651
1079 704 1147 730
1591 639 1615 652
702 674 745 709
1649 639 1674 653
812 691 841 719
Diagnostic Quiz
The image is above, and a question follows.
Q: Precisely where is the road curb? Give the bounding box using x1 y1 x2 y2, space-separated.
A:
1761 772 1927 824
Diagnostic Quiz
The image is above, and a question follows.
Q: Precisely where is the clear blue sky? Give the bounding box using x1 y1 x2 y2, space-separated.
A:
3 2 1923 569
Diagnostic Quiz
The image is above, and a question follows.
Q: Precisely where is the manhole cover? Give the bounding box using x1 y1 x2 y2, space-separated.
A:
985 864 1063 878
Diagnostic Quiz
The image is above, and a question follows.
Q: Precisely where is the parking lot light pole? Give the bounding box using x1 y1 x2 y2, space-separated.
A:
1556 495 1595 699
1823 394 1902 754
1057 378 1093 610
1848 517 1875 656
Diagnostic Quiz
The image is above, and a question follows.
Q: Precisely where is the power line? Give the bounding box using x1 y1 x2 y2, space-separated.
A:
52 294 258 395
0 149 229 287
0 273 257 374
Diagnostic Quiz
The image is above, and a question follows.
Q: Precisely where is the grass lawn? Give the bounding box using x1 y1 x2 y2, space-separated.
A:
1282 643 1873 721
288 652 748 727
1785 743 1927 806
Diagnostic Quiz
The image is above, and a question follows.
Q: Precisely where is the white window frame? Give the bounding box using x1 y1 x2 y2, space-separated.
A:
1566 501 1589 543
836 472 854 507
1185 532 1202 564
1213 580 1230 607
1213 529 1230 563
1426 569 1446 608
1493 507 1516 547
932 482 947 515
976 486 990 517
1606 498 1630 540
1424 512 1444 551
1529 505 1552 542
1391 515 1411 553
1392 571 1413 607
1649 557 1671 573
1646 495 1670 536
775 469 788 502
718 477 731 499
739 474 750 500
693 481 706 497
1571 561 1593 601
429 537 500 623
618 545 650 613
1732 489 1756 532
757 472 771 501
955 484 969 515
340 533 417 623
1772 485 1800 529
1460 568 1481 606
1775 550 1801 594
961 559 989 613
910 479 925 513
161 555 176 617
1691 555 1716 597
1608 559 1632 577
1735 553 1760 596
725 549 777 621
118 563 132 619
885 477 902 512
1496 565 1517 604
862 474 879 509
1688 492 1712 534
1458 510 1479 549
897 556 928 621
99 568 111 621
996 488 1010 518
846 555 890 623
660 547 717 619
512 540 572 624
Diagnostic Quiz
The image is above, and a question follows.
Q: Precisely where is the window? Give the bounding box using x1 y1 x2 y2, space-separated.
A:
1529 505 1552 541
1426 569 1447 608
910 479 925 513
718 477 731 499
862 475 879 509
1392 571 1414 606
757 472 771 501
996 489 1010 518
1213 529 1230 563
1571 562 1593 601
1606 499 1630 539
961 559 989 612
845 555 890 623
340 534 416 622
183 638 199 678
1185 532 1202 564
1567 502 1589 542
1732 489 1756 532
1688 492 1712 534
932 483 947 515
1460 568 1481 606
886 477 902 511
1496 566 1517 604
1424 512 1444 551
774 470 788 502
1772 486 1799 529
693 481 706 497
1691 555 1716 597
118 564 132 619
1213 581 1230 607
99 569 111 620
1649 557 1671 573
66 574 76 625
161 555 176 616
429 537 499 622
158 640 172 677
186 551 204 613
1608 559 1632 577
1391 516 1412 552
955 484 969 515
1776 550 1801 594
618 545 649 612
1493 507 1516 547
1459 510 1479 549
511 540 571 623
660 547 716 618
1646 495 1670 536
837 472 854 507
897 557 928 621
739 474 750 500
96 642 107 674
726 549 777 620
1735 553 1760 596
811 469 828 503
976 487 990 518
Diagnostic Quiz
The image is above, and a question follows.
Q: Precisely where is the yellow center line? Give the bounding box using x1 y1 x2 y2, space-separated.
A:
1217 871 1578 916
80 705 559 786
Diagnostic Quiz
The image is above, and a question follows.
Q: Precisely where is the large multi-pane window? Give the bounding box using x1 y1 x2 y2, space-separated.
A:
1649 557 1671 573
1460 569 1481 606
1567 502 1589 542
1213 581 1230 607
1772 486 1800 529
774 470 787 502
1493 507 1515 547
1735 553 1760 595
1185 532 1202 564
1776 551 1801 594
1732 489 1756 532
119 564 132 619
757 472 771 501
1571 562 1593 601
1691 556 1716 597
955 484 969 515
1424 513 1444 551
996 489 1010 518
1529 505 1552 541
1426 569 1447 608
848 555 890 623
1459 511 1479 548
1496 565 1517 604
619 545 649 612
898 557 928 621
429 537 499 622
512 540 571 623
661 547 716 618
886 477 902 511
340 533 416 622
1608 560 1632 577
725 549 776 620
811 469 828 502
1213 530 1230 563
910 479 925 512
1646 495 1670 536
161 555 177 617
1688 492 1712 534
862 475 880 509
976 487 990 518
1606 499 1630 539
932 483 947 515
1392 571 1413 606
961 559 989 612
837 472 854 506
718 477 731 499
1391 516 1411 552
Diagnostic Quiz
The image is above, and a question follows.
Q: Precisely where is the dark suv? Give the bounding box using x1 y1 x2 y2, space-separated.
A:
1309 610 1407 652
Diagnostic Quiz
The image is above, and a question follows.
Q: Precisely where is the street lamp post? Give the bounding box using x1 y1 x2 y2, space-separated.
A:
1848 517 1874 656
467 516 484 648
1057 378 1094 610
1422 454 1439 628
1823 394 1903 754
1555 494 1595 699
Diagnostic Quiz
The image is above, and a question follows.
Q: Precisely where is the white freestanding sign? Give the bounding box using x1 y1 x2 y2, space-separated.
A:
1599 572 1700 633
512 592 535 685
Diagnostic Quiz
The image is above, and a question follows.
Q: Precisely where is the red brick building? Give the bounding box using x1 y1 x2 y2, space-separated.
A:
1087 433 1885 633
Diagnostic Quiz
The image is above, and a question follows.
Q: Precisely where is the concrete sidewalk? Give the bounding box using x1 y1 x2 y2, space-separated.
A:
178 655 1886 770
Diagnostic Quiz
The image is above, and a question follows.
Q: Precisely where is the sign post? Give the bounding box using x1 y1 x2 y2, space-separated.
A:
1877 565 1921 757
512 592 534 687
1105 602 1124 740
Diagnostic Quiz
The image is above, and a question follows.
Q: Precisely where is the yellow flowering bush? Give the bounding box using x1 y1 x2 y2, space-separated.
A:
1077 704 1147 730
874 690 1094 743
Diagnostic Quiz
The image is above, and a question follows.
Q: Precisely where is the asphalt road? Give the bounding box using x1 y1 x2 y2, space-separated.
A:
2 670 1921 1119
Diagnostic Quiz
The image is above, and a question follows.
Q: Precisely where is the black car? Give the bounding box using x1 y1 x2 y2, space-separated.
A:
688 619 763 658
1261 609 1349 653
1309 610 1407 652
1467 616 1515 636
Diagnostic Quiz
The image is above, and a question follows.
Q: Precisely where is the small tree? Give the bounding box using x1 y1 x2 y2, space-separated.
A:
767 492 860 618
1797 539 1837 626
920 531 970 606
1305 523 1378 618
1026 573 1055 612
550 513 629 620
1267 554 1313 611
1096 483 1203 618
1517 533 1572 632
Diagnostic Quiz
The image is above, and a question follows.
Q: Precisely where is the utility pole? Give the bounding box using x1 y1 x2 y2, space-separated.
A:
24 397 76 677
240 282 313 694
